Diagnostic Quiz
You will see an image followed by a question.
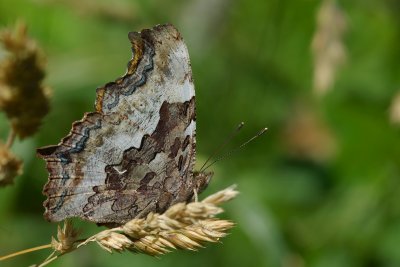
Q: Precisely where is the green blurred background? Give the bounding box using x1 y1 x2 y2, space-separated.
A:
1 0 400 266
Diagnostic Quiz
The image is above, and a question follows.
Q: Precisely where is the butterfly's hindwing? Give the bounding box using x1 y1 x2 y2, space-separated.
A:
37 24 199 224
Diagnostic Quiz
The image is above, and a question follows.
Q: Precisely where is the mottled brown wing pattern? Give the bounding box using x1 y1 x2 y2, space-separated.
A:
37 24 211 224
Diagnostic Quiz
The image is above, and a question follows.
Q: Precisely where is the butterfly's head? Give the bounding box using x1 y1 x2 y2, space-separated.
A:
193 171 213 194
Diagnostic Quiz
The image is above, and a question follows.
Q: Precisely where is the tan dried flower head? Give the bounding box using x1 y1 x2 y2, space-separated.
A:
51 220 80 254
77 185 238 257
0 142 23 186
0 21 50 138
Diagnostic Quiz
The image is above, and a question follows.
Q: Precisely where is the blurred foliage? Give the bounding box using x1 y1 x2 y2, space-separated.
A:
1 0 400 266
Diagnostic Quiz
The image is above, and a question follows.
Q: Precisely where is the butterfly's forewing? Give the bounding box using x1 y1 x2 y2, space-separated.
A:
37 24 199 224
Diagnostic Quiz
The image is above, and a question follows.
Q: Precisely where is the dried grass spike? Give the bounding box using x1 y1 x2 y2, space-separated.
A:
0 142 23 187
97 232 134 253
202 184 239 204
51 220 79 253
0 21 50 138
167 232 202 250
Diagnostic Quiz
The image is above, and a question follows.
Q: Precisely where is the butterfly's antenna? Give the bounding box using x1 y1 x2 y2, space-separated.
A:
199 122 245 172
202 127 268 171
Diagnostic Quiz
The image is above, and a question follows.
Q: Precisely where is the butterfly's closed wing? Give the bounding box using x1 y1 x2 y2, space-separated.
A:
37 24 199 224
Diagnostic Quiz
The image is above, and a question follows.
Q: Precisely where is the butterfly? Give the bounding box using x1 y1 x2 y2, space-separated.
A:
37 24 212 225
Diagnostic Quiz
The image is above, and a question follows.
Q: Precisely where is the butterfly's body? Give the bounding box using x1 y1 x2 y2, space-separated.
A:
37 24 212 225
